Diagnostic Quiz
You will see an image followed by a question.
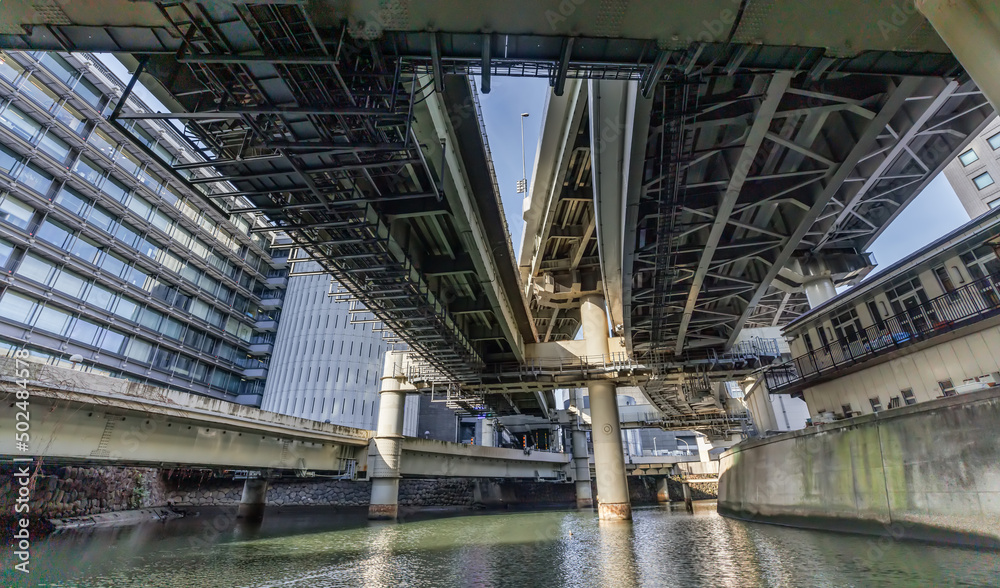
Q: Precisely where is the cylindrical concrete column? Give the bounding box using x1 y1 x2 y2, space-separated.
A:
655 478 670 503
481 418 495 447
682 481 693 512
570 389 593 509
368 351 409 520
237 478 268 520
917 0 1000 113
572 428 594 508
589 380 631 520
580 295 630 520
803 276 836 309
580 294 611 360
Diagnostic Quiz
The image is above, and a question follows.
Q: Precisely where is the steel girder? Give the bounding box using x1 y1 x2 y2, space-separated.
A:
624 70 990 364
100 2 531 384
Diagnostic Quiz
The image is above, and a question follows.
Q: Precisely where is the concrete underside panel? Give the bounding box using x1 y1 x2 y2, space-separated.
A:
395 438 570 479
719 388 1000 548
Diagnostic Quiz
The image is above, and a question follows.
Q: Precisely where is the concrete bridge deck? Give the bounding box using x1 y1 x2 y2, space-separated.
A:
0 360 573 480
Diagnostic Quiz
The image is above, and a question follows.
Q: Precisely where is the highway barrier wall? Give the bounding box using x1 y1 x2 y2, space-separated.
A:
718 387 1000 548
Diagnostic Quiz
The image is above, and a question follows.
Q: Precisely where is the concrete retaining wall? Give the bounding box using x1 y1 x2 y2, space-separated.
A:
719 387 1000 548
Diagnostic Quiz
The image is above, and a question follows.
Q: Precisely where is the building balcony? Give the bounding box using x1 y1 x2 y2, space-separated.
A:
269 252 289 270
242 367 268 379
258 290 285 310
254 319 278 332
248 343 273 356
764 272 1000 395
266 275 288 289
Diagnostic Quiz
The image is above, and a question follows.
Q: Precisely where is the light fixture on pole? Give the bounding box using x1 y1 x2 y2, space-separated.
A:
517 112 529 193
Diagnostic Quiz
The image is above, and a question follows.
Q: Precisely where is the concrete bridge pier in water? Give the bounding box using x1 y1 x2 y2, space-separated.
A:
368 351 413 520
237 478 269 521
581 294 632 521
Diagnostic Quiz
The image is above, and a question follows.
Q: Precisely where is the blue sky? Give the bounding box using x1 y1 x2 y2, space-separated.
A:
476 78 971 276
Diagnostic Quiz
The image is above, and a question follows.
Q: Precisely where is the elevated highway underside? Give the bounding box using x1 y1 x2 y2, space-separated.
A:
0 1 996 422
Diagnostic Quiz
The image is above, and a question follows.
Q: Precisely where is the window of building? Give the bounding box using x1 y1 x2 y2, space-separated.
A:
0 291 37 324
37 132 71 163
0 104 42 141
0 144 20 176
99 329 128 355
990 199 1000 210
973 172 995 190
74 77 104 109
0 53 25 82
21 77 58 110
18 163 53 195
901 389 917 405
125 338 154 363
989 132 1000 151
73 156 104 187
86 283 115 311
34 305 72 335
69 317 102 346
887 396 902 409
99 251 128 279
69 236 101 265
55 187 90 217
53 103 86 135
933 266 956 293
869 397 883 413
840 403 854 418
831 308 863 343
959 149 979 166
113 296 140 321
0 238 13 269
36 220 73 249
54 270 87 298
38 53 78 86
0 194 34 230
938 379 955 397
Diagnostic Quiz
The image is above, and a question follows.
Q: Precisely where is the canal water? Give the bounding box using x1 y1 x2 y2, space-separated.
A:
4 503 999 587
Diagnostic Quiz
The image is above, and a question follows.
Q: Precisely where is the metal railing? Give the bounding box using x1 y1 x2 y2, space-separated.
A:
764 270 1000 392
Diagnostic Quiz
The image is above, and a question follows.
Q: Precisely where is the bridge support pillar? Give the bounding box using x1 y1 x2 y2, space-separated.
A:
803 277 836 309
570 389 594 509
682 481 693 512
572 428 594 509
368 351 409 521
589 381 631 520
481 418 495 447
237 478 268 520
580 294 631 521
918 0 1000 112
656 478 670 503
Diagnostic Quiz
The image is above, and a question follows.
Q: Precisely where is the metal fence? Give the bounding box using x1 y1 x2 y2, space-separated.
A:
764 271 1000 392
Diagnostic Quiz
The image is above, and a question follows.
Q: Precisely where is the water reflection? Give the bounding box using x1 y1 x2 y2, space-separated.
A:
4 503 1000 587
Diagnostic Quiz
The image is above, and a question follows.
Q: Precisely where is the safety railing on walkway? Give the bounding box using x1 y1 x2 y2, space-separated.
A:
764 271 1000 393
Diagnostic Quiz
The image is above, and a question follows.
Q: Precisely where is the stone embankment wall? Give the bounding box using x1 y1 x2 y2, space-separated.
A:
0 466 164 519
719 387 1000 548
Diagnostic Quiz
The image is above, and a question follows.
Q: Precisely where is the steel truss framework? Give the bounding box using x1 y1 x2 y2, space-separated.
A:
0 1 990 419
626 71 991 357
107 2 533 385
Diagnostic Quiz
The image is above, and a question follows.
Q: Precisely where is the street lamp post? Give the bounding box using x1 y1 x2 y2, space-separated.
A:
517 112 529 193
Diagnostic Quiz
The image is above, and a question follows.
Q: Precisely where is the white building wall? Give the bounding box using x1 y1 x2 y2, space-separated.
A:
943 116 1000 217
802 319 1000 418
261 266 417 433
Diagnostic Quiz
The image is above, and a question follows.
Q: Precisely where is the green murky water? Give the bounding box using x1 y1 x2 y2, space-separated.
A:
3 503 999 587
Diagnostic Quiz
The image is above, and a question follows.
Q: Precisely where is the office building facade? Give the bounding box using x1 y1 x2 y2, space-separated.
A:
944 117 1000 217
260 262 417 432
0 50 281 404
